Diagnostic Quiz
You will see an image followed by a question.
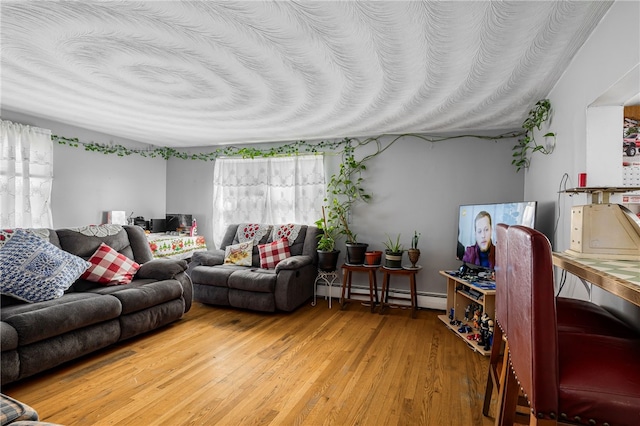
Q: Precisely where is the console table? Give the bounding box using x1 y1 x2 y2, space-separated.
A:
147 233 207 260
438 270 496 356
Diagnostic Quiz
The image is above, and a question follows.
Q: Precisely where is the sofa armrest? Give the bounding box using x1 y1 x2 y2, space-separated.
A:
275 255 312 273
191 250 225 266
137 259 188 280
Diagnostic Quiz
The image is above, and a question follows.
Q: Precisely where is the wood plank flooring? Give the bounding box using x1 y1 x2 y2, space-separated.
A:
3 301 498 425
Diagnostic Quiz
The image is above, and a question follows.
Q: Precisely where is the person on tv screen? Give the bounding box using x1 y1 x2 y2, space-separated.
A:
462 210 495 269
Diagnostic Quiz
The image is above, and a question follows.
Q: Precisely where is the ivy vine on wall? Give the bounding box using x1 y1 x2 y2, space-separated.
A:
52 98 555 172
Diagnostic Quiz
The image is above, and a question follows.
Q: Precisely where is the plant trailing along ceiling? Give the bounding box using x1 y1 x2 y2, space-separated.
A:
2 1 610 148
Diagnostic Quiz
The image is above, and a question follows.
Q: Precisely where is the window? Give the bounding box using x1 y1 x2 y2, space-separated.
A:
211 155 325 248
0 120 53 228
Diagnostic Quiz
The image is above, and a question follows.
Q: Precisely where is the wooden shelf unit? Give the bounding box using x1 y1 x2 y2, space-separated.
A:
437 270 496 356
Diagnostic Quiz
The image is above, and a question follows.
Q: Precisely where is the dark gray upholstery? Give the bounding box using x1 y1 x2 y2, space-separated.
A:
0 225 193 385
188 224 320 312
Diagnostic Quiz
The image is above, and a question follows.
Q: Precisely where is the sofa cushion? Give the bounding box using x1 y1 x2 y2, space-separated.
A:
0 228 58 248
275 255 313 272
83 280 184 315
228 269 277 293
258 238 290 269
0 293 122 345
0 229 90 303
0 322 18 351
137 259 188 280
191 264 245 288
81 243 140 285
224 241 253 266
56 225 136 262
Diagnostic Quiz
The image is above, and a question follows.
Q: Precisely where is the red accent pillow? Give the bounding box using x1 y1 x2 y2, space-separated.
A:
258 238 291 269
81 243 140 285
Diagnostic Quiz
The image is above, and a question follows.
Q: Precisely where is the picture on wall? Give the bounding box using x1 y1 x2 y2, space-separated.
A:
623 105 640 186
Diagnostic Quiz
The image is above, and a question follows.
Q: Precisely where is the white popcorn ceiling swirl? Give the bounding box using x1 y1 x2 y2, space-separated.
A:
1 1 612 147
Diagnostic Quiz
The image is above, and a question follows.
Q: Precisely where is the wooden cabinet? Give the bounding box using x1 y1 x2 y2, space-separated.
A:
437 270 496 356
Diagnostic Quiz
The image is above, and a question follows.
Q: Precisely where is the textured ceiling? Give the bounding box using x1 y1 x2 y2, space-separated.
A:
1 1 612 148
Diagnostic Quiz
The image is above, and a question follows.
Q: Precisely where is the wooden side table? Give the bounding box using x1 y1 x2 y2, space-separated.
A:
340 264 380 312
379 266 421 318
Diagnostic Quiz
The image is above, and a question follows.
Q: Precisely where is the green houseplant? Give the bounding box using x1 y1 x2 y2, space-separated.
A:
407 231 421 268
383 234 404 269
323 141 372 264
315 206 340 271
511 99 556 172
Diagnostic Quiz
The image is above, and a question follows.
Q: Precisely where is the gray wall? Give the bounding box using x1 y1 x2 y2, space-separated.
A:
1 110 167 228
167 132 525 297
3 1 637 311
524 0 640 327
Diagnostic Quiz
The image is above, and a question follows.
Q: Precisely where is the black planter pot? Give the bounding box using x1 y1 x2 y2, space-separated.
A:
317 250 340 272
384 250 403 269
346 242 368 265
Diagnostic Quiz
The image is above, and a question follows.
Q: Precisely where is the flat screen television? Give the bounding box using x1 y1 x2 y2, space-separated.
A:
166 214 192 231
456 201 537 273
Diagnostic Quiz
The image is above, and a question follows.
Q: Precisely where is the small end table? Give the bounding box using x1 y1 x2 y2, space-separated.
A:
340 264 380 312
379 266 422 318
312 270 340 308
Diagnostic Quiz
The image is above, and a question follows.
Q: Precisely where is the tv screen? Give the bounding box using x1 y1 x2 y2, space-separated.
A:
456 201 537 271
166 214 192 231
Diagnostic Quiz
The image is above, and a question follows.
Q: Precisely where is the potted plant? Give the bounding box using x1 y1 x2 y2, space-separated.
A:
383 234 404 269
407 230 421 268
324 141 371 264
364 250 382 266
315 206 340 272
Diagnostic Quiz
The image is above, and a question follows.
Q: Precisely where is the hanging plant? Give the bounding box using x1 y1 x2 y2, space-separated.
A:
511 99 556 172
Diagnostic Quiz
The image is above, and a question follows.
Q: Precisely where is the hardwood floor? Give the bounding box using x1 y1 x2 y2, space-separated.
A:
3 301 498 425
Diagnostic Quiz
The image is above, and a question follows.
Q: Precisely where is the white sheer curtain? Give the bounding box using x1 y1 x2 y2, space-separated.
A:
212 154 325 248
0 120 53 228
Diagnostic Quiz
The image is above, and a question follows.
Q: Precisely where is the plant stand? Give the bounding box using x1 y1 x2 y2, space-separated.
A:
312 270 340 309
340 264 379 313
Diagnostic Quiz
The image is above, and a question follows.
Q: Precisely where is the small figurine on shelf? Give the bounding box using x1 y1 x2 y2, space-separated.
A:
472 308 483 329
477 312 490 346
484 319 494 351
464 304 472 321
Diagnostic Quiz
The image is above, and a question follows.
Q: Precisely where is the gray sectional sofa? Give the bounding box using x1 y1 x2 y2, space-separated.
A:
0 225 192 385
188 223 319 312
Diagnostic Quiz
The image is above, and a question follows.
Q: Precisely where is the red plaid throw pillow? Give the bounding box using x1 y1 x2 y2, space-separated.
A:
258 238 291 269
81 243 140 285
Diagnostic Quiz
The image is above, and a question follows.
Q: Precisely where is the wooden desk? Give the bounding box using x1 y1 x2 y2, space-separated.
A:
552 252 640 307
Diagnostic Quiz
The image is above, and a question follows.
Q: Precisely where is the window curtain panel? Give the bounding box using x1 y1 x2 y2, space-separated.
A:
0 120 53 228
212 154 325 249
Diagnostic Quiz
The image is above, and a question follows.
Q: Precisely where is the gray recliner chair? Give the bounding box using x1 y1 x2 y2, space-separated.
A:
187 224 320 312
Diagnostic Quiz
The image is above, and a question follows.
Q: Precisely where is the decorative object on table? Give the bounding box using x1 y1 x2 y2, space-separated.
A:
407 230 421 268
383 234 404 269
315 206 340 272
106 210 127 225
190 217 197 236
364 250 382 266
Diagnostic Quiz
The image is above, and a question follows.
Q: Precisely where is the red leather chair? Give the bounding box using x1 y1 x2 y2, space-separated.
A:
483 225 638 421
500 225 640 426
